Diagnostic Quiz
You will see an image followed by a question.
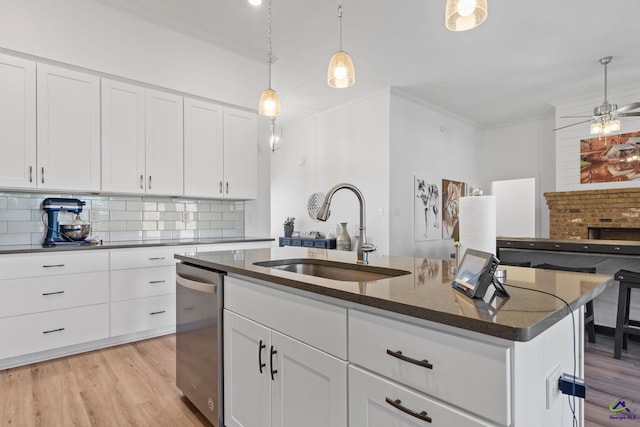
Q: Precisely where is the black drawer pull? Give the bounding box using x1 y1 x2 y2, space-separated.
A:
258 340 266 373
385 398 432 423
149 310 166 315
43 328 65 334
148 257 165 261
386 349 433 369
42 264 65 268
42 291 65 296
270 345 278 381
148 280 166 284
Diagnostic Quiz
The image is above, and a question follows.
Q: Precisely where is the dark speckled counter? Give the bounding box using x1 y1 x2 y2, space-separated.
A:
0 236 274 255
176 246 613 342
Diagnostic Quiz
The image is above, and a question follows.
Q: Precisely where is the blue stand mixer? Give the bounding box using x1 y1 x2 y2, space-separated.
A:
42 198 92 247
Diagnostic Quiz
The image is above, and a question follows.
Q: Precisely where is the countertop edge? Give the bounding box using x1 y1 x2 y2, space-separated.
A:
0 237 275 255
175 252 613 342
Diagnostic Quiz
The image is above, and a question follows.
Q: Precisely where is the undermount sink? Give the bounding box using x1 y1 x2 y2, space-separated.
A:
253 258 411 282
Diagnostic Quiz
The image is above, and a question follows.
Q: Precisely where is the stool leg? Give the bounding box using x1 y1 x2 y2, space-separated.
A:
623 287 631 350
614 283 629 359
585 301 596 343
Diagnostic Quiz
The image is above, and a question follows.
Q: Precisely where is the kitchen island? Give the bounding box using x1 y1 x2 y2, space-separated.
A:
176 247 612 427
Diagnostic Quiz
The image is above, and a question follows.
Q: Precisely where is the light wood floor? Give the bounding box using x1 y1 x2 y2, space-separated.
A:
1 333 638 426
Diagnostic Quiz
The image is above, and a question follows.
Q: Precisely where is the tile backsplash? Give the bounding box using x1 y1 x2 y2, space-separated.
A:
0 192 245 246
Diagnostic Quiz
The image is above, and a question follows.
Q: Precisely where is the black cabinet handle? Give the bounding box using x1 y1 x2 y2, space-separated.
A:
386 349 433 369
258 340 266 373
41 166 44 184
269 345 277 381
148 257 165 261
385 398 432 423
43 328 65 334
150 310 166 315
42 290 65 296
29 166 33 183
42 264 65 268
148 280 166 284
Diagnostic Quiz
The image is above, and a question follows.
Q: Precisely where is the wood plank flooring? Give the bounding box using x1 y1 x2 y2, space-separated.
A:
0 332 638 426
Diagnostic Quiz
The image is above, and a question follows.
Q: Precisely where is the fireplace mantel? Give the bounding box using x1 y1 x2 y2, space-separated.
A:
544 188 640 240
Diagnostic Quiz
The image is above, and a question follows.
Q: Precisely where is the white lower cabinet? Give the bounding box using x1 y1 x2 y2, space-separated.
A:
0 304 109 360
224 276 348 427
111 294 176 336
349 365 492 427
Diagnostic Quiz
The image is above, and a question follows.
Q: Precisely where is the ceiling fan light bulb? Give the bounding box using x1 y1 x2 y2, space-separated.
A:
328 51 355 88
259 88 281 116
609 119 621 132
590 122 602 134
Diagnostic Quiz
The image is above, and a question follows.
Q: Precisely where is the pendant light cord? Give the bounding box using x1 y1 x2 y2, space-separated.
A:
337 0 343 52
267 0 273 88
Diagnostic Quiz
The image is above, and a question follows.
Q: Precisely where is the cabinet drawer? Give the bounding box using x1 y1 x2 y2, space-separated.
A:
196 241 272 252
349 310 510 425
111 265 176 301
0 251 109 280
110 246 190 270
0 271 109 318
110 294 176 336
0 304 109 360
225 276 347 359
349 365 493 427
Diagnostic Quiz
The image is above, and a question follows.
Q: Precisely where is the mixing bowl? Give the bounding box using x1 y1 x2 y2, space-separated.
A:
59 223 91 241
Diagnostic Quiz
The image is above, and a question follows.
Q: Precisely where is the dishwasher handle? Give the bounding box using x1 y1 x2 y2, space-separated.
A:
176 274 217 294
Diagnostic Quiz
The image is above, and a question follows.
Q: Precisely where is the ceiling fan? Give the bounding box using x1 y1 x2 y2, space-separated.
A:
554 56 640 133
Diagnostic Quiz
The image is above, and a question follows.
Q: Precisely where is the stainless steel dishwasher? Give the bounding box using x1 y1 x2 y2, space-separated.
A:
176 262 224 426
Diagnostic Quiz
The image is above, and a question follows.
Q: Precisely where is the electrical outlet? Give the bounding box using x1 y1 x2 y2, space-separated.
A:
546 365 562 409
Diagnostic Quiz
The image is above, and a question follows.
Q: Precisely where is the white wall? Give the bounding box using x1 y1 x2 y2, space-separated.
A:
389 91 483 259
0 0 262 110
271 90 391 254
554 83 640 191
480 117 556 237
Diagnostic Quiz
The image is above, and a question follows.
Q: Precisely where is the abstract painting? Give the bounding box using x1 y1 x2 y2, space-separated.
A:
580 131 640 183
414 176 441 241
442 179 465 240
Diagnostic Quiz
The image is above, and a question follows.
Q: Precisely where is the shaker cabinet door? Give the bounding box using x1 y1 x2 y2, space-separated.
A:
222 108 257 199
0 54 36 189
36 63 100 192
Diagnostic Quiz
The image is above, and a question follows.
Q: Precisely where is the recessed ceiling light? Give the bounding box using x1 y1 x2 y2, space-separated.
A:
249 0 262 6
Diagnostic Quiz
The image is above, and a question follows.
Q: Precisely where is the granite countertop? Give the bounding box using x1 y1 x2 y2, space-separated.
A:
176 246 613 342
0 236 274 255
497 236 640 255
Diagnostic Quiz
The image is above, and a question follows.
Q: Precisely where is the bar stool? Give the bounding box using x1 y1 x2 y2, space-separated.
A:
614 269 640 359
533 263 597 343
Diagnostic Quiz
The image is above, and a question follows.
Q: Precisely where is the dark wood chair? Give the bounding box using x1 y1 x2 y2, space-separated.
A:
613 269 640 359
533 263 597 343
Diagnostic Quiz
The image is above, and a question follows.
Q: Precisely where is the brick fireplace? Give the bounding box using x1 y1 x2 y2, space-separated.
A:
545 188 640 240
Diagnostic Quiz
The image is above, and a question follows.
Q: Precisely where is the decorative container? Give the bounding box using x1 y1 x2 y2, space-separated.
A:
336 222 351 251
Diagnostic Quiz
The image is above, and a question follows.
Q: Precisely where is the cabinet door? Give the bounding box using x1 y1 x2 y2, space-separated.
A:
101 79 146 194
223 108 257 199
145 89 184 196
0 54 36 189
224 311 271 427
184 97 224 198
36 64 100 191
271 331 347 427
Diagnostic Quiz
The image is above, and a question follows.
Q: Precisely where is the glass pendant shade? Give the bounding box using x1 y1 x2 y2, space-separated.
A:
269 118 283 152
259 88 281 117
328 51 355 88
445 0 488 31
590 118 621 135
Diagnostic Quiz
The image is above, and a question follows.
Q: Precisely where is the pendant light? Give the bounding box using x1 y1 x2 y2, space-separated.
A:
258 0 281 116
445 0 488 32
327 0 355 88
269 117 283 152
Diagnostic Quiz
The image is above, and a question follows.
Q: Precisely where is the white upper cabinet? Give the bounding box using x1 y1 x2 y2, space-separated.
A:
184 102 257 200
0 54 36 189
145 89 184 196
222 107 258 199
101 79 146 194
184 98 224 198
37 63 101 192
